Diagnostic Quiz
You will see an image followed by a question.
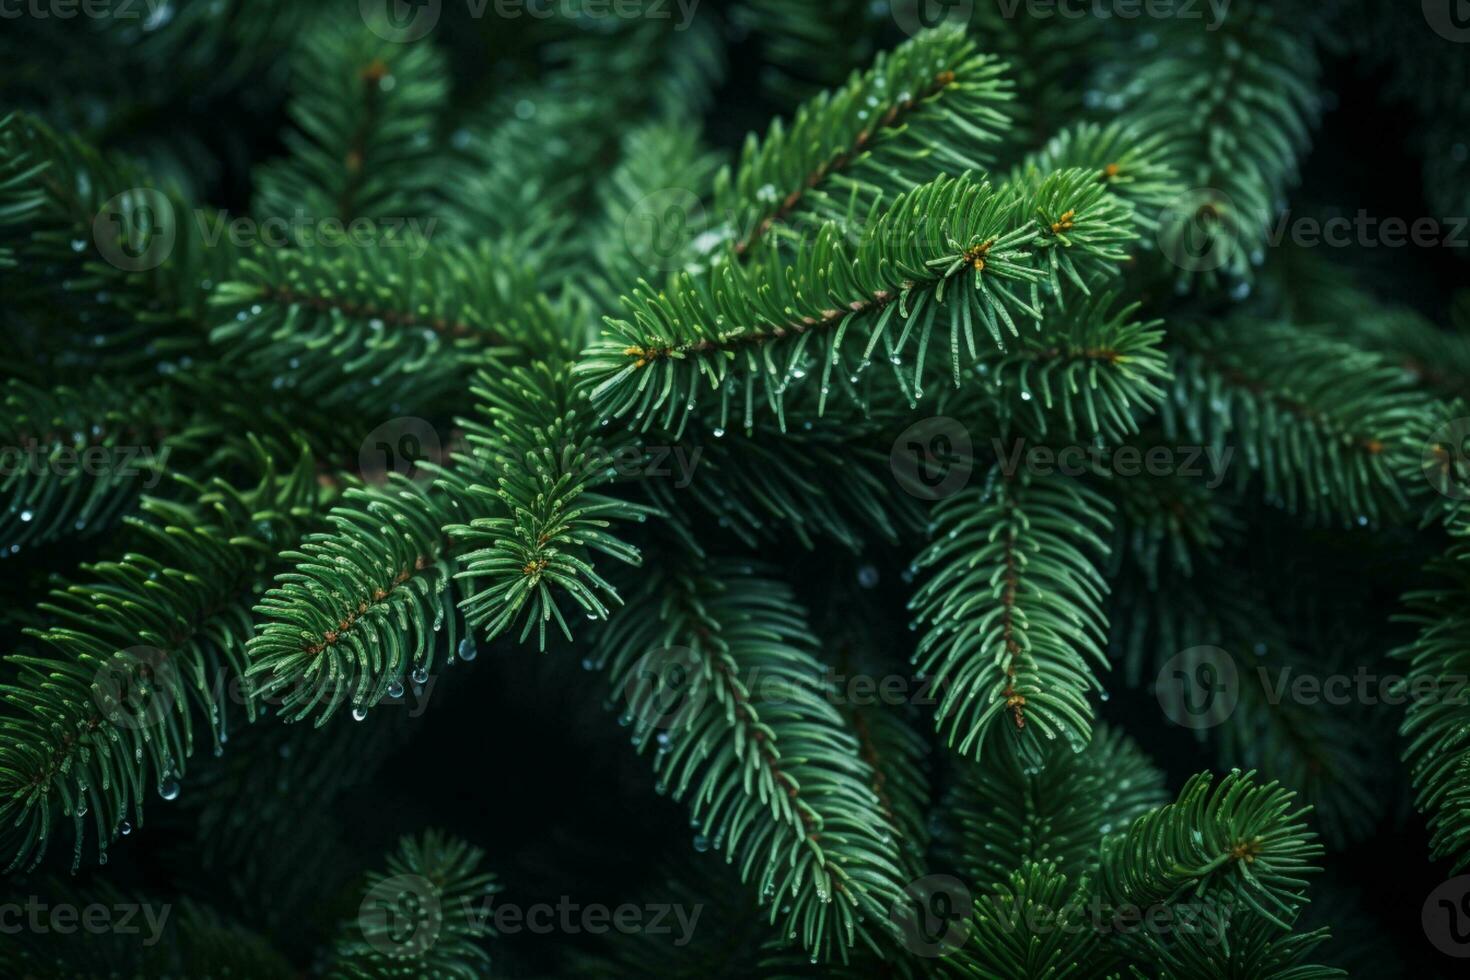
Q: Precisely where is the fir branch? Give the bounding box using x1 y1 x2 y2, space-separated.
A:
582 121 725 315
245 466 477 726
713 25 1015 258
325 830 498 980
976 292 1169 441
252 17 448 224
0 113 230 377
0 439 324 871
1393 516 1470 871
639 404 927 553
1008 120 1183 227
941 726 1167 894
954 860 1105 980
579 169 1137 435
1097 770 1323 930
909 466 1114 759
0 379 209 557
1101 462 1238 591
447 361 652 651
208 238 548 413
591 562 910 962
1160 317 1437 526
1124 910 1344 980
1112 0 1321 287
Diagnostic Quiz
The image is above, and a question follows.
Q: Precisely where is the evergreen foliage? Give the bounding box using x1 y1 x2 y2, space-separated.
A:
0 1 1464 975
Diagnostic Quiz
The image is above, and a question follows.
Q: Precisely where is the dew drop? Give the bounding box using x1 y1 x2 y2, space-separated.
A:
387 679 405 699
158 779 180 801
457 637 477 662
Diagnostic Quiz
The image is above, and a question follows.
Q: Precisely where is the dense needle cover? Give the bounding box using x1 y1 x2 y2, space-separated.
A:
1 0 1469 976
